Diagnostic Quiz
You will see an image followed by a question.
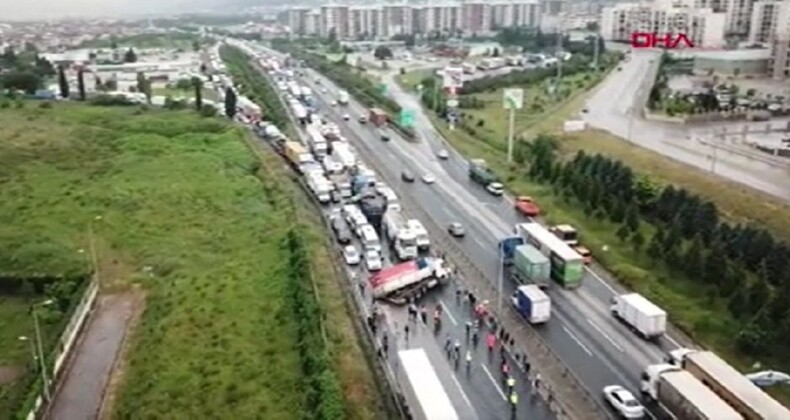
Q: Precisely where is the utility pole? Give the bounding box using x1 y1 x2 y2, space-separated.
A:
497 245 504 314
592 32 600 71
555 30 564 99
507 106 515 163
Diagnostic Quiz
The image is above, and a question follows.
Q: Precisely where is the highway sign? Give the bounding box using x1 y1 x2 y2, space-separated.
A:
503 88 524 110
446 99 459 108
399 109 415 127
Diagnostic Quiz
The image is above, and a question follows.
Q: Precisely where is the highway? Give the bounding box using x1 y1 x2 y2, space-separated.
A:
582 49 790 202
238 43 554 419
286 58 694 418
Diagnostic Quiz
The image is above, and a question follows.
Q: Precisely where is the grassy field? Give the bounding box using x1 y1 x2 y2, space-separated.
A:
0 102 385 418
423 75 790 404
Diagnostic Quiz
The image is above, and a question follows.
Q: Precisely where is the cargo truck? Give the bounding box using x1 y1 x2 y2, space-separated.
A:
640 364 743 420
396 349 460 420
369 108 388 126
383 210 419 261
283 142 315 168
610 293 667 339
368 257 450 301
511 244 550 288
676 350 790 420
468 159 499 188
511 284 551 324
338 90 349 106
407 219 430 252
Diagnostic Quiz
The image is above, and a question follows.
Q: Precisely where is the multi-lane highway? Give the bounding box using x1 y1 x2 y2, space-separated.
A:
239 42 555 419
275 55 702 418
582 49 790 202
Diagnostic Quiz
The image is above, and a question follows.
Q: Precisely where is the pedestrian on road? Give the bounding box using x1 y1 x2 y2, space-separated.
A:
533 373 542 392
500 344 507 363
509 392 518 415
465 350 472 373
469 293 477 307
471 330 479 347
503 331 510 345
501 361 510 379
445 334 452 356
507 377 516 394
454 339 461 359
455 288 462 302
523 360 531 375
404 323 410 341
486 332 496 353
408 303 417 321
420 305 428 324
465 320 472 337
498 328 505 341
382 333 389 354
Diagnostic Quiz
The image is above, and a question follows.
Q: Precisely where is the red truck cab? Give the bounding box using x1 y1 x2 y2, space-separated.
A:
514 196 540 217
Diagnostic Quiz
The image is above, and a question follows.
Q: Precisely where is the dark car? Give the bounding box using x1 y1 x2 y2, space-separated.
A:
401 171 415 182
331 190 343 203
381 134 390 142
331 218 353 244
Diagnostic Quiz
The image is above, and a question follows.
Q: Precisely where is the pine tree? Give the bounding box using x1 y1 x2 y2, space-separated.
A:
192 77 203 111
224 87 237 118
682 236 705 280
616 225 630 242
631 231 645 251
77 69 86 101
57 65 69 99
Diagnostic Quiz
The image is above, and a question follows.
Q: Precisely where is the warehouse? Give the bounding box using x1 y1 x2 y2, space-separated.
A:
692 49 771 77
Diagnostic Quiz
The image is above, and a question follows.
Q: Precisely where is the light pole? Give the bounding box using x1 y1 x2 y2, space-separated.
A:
31 299 54 401
497 243 504 314
507 103 516 163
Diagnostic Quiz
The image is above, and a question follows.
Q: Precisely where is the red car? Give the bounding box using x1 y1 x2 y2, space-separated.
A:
514 196 540 217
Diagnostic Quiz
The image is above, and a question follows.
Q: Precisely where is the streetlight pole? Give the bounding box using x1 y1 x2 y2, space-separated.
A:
507 106 515 163
497 243 504 314
31 300 54 401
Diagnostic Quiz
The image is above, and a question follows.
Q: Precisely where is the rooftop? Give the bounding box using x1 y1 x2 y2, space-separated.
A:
692 49 771 61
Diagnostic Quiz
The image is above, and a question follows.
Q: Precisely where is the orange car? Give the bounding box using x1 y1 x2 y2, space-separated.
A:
574 245 592 265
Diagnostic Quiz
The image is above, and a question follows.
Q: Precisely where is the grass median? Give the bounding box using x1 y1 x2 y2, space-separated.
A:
0 101 385 418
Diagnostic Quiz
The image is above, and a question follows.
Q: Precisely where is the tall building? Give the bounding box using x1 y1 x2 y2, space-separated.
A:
461 1 493 35
726 0 757 34
320 4 350 38
749 0 782 43
600 3 727 48
769 0 790 77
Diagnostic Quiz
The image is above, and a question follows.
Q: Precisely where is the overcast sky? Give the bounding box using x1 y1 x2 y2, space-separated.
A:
1 0 220 21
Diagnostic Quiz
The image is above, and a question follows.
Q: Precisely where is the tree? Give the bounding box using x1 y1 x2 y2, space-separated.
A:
492 47 500 57
647 229 665 260
192 39 201 52
77 69 86 100
374 46 393 61
616 225 630 242
631 231 646 251
110 36 119 50
683 237 706 280
192 77 203 111
136 72 151 103
625 205 640 232
124 48 137 63
0 71 41 94
224 87 237 118
57 65 70 99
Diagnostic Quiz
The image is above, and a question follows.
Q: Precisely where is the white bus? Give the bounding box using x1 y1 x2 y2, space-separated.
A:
516 223 584 288
397 349 459 420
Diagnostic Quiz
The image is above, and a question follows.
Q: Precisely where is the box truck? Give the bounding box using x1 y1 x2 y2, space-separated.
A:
640 364 742 420
610 293 667 339
511 244 550 288
511 284 551 324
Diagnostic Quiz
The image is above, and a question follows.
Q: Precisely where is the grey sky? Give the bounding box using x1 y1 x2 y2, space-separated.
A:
0 0 221 21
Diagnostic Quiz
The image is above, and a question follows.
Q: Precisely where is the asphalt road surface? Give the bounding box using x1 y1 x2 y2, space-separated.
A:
582 49 790 202
287 63 691 419
47 294 137 420
247 54 556 418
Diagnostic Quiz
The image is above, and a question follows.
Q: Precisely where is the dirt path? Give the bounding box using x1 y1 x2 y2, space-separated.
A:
46 292 143 420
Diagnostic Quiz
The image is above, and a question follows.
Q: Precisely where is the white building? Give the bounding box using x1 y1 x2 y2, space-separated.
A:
770 0 790 78
600 3 727 48
749 0 783 44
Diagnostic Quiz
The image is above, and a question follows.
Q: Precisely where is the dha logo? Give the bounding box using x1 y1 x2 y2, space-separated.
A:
631 32 695 49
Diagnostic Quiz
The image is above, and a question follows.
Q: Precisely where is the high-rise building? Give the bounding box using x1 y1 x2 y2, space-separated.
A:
768 0 790 77
749 0 783 43
600 3 727 48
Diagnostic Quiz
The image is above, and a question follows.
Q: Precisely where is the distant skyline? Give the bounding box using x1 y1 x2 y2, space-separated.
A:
0 0 248 21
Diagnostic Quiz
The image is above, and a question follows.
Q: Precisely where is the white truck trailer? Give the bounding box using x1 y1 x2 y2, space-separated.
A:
383 210 418 261
640 364 742 420
396 349 459 420
407 219 430 252
511 284 551 324
610 293 667 339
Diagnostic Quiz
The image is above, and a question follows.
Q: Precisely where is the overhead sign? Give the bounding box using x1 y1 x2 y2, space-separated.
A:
378 83 388 94
446 99 459 108
503 88 524 110
399 109 415 127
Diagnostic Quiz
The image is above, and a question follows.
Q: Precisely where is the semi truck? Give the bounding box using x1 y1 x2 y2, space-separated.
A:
670 350 790 420
369 108 388 126
610 293 667 339
407 219 430 252
396 349 460 420
469 159 498 187
511 284 551 324
383 210 419 261
640 364 742 420
511 244 551 288
368 257 450 300
283 142 315 167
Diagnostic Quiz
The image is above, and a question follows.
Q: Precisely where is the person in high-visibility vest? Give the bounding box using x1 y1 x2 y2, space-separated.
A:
507 377 516 394
509 392 518 413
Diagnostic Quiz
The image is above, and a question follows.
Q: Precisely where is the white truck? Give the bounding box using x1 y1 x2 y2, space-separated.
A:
338 90 349 106
640 364 742 420
368 258 449 299
511 284 551 324
407 219 430 252
610 293 667 339
396 349 460 420
307 176 332 204
383 210 419 261
332 143 357 169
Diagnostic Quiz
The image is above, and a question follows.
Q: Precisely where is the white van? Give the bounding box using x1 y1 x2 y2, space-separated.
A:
359 225 381 252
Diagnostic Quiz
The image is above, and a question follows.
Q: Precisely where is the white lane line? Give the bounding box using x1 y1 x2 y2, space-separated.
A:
562 326 593 356
480 363 508 401
440 299 458 326
587 318 624 352
450 371 477 412
584 266 617 294
665 334 681 349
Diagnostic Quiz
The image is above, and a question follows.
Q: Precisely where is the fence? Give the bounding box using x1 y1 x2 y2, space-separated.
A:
26 277 100 420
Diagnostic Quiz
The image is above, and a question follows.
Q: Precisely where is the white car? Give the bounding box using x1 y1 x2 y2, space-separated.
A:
343 113 350 121
330 100 338 106
421 173 436 184
437 149 449 160
342 245 361 265
486 182 504 196
603 385 644 419
365 250 382 271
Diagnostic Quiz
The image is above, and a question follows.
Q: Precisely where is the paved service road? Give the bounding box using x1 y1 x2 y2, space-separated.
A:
288 63 690 418
244 45 555 419
582 49 790 202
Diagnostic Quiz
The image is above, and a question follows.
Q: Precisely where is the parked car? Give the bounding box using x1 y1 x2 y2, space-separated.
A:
365 250 382 271
448 222 465 237
342 245 361 265
602 385 644 419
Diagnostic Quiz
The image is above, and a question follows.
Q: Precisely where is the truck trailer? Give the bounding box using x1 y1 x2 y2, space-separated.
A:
396 349 459 420
511 244 550 288
640 364 742 420
468 159 498 187
407 219 430 252
610 293 667 339
383 210 419 261
283 141 315 168
368 258 450 299
511 284 551 324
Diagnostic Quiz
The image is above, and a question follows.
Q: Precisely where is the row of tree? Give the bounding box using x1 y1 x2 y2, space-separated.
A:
521 135 790 357
219 45 290 129
283 228 345 419
0 46 55 94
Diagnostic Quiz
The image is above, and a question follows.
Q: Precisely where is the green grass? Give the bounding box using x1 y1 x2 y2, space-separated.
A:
425 82 790 406
0 102 385 418
77 33 199 50
152 86 218 102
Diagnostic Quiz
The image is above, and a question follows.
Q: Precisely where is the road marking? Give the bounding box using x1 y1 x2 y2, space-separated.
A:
587 318 624 352
584 266 617 294
440 299 458 325
480 363 508 401
562 326 593 356
665 334 681 349
450 370 477 411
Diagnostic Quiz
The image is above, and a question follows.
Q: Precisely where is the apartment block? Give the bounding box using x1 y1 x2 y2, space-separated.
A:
749 0 783 43
600 3 727 48
769 0 790 77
